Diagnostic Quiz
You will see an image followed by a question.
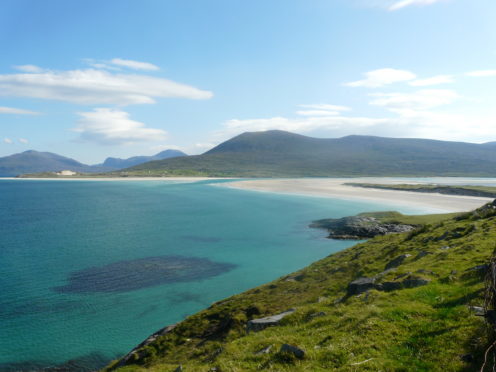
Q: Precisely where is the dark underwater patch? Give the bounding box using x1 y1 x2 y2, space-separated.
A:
54 255 236 294
0 351 111 372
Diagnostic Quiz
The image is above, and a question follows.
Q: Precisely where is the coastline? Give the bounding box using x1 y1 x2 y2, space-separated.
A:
0 176 232 182
220 178 494 213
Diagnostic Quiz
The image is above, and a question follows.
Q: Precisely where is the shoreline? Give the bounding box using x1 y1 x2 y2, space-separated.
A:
0 176 233 182
220 178 494 213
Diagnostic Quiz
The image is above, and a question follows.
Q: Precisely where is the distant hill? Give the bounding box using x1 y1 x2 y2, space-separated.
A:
121 130 496 177
0 150 106 177
0 149 187 177
101 149 186 169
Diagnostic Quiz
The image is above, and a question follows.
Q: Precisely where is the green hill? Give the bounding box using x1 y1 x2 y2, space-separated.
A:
0 150 107 176
105 201 496 371
117 130 496 177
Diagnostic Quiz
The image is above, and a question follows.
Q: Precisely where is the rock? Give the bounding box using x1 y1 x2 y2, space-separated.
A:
385 254 411 270
247 309 295 333
310 215 415 240
486 310 496 324
460 353 474 363
317 296 328 303
279 344 305 359
402 276 430 288
468 306 485 316
116 324 177 367
415 251 431 260
381 281 403 291
466 264 488 273
308 311 326 319
347 277 376 295
416 269 436 275
174 366 183 372
255 345 273 355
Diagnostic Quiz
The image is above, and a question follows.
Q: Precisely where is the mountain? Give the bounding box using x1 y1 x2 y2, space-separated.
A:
121 130 496 177
101 149 186 169
0 150 107 177
0 149 187 177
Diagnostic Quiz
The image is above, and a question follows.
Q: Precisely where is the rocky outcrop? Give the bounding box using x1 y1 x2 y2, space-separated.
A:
347 275 430 295
115 324 176 367
311 216 415 240
347 277 376 295
246 309 295 333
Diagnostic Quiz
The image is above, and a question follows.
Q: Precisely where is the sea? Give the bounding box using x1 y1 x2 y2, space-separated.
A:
0 178 493 371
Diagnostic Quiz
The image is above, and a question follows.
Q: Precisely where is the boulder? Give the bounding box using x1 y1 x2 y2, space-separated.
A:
385 254 411 270
247 309 295 333
402 276 430 288
347 277 376 295
280 344 305 359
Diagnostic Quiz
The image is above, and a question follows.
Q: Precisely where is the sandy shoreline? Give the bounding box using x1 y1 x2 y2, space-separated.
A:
221 178 494 213
0 177 230 182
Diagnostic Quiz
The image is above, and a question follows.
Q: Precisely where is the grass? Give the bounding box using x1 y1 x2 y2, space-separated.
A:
105 202 496 371
347 183 496 198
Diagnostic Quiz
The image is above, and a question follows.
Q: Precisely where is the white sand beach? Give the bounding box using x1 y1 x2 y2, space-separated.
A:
222 178 494 213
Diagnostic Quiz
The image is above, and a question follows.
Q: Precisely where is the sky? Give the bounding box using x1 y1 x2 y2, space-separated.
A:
1 0 496 164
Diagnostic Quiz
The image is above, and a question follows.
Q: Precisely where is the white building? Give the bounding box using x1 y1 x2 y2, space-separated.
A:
57 170 77 176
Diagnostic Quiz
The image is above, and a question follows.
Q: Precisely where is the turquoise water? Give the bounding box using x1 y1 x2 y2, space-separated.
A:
0 179 436 371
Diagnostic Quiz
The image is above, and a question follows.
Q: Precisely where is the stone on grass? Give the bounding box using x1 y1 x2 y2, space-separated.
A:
246 309 295 333
347 277 376 295
280 344 305 359
385 254 411 270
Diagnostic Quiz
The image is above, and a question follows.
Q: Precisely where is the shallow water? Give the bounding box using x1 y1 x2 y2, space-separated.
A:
0 178 456 370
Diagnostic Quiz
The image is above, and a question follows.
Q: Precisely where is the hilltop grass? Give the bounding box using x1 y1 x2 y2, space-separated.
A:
347 183 496 198
106 204 496 372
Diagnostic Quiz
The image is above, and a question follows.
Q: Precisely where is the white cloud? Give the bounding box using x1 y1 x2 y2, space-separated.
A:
0 106 39 115
73 108 168 145
220 116 389 138
110 58 159 71
345 68 416 88
0 68 213 105
389 0 447 11
14 64 44 73
299 104 351 112
466 70 496 77
19 138 29 144
3 138 13 144
296 110 339 116
369 89 459 111
409 75 454 86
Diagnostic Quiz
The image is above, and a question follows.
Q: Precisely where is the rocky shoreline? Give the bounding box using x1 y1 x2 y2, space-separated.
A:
310 215 416 240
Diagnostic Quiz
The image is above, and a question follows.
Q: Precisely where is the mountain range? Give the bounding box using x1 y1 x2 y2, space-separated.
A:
4 130 496 177
122 130 496 177
0 149 186 177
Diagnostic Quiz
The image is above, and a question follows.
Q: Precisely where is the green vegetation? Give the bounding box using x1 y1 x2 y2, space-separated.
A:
347 183 496 198
105 201 496 371
110 130 496 177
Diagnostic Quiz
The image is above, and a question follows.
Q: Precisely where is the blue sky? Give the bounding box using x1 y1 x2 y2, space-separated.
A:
1 0 496 163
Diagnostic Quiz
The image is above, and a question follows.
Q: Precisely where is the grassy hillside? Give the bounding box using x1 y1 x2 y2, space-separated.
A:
105 201 496 371
347 183 496 198
113 130 496 177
